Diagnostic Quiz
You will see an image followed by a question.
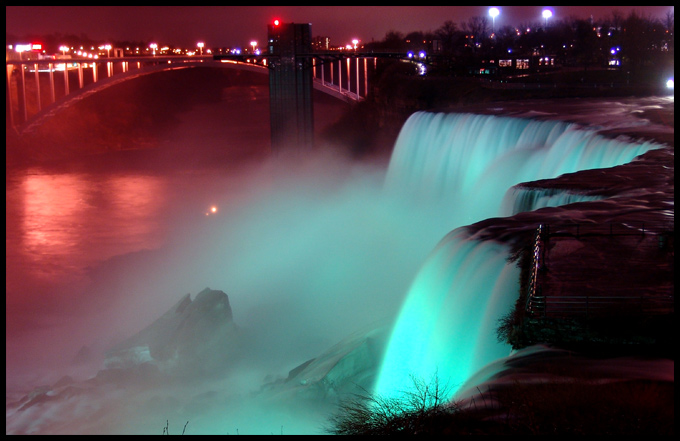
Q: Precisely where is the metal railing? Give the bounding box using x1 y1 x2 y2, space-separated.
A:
524 222 674 318
527 294 674 318
544 221 673 239
525 224 546 317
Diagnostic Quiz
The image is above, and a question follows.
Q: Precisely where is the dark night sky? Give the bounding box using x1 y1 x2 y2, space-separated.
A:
5 6 674 49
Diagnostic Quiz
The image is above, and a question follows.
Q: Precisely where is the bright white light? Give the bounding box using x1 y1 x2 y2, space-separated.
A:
543 9 553 19
667 79 674 89
489 7 499 18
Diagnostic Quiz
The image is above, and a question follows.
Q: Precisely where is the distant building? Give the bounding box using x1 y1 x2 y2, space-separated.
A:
312 36 331 52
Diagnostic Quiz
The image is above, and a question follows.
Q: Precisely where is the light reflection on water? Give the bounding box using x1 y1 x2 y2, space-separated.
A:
8 165 232 321
14 172 167 283
6 161 258 394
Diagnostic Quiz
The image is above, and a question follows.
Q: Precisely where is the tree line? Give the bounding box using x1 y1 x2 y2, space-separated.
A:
364 9 674 73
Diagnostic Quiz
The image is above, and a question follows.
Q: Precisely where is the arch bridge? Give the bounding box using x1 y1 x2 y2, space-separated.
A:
7 24 429 149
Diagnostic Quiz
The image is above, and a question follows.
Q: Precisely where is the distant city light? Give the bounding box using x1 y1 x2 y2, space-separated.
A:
489 7 500 35
543 9 553 28
667 78 674 89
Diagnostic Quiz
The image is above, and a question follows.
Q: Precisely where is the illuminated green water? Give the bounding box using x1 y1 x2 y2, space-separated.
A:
376 112 660 400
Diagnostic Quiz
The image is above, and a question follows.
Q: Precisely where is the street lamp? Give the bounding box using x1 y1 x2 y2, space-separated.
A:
197 42 204 56
150 43 157 56
104 44 111 57
489 7 500 36
250 41 257 53
59 45 69 56
542 9 553 29
352 39 359 50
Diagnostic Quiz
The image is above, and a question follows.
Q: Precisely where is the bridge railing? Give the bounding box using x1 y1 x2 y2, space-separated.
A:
7 53 385 131
6 56 225 128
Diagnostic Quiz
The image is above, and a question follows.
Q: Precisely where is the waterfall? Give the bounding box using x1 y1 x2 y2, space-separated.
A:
374 229 519 399
500 187 604 216
384 112 659 227
375 111 660 400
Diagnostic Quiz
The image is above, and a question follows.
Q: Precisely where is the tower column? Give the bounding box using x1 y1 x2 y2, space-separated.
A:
267 21 314 152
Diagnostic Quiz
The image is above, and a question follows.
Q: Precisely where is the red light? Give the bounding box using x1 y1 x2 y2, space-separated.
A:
273 19 280 26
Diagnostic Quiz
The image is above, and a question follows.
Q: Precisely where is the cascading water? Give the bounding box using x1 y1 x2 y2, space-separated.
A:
384 112 659 227
500 187 604 216
374 229 520 399
375 111 661 401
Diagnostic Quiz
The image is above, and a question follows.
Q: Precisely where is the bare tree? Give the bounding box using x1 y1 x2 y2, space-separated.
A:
463 16 489 40
326 373 455 435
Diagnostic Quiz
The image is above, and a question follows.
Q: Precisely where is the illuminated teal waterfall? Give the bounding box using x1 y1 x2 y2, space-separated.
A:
374 229 520 399
384 112 658 226
500 187 604 216
376 112 660 400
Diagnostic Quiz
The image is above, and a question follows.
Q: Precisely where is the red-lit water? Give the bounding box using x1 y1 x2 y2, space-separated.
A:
6 163 256 378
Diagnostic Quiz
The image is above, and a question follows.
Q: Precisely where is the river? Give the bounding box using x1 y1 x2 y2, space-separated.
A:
6 70 352 390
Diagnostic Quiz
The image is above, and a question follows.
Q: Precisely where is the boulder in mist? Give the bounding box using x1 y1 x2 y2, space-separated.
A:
263 324 389 402
104 288 241 376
